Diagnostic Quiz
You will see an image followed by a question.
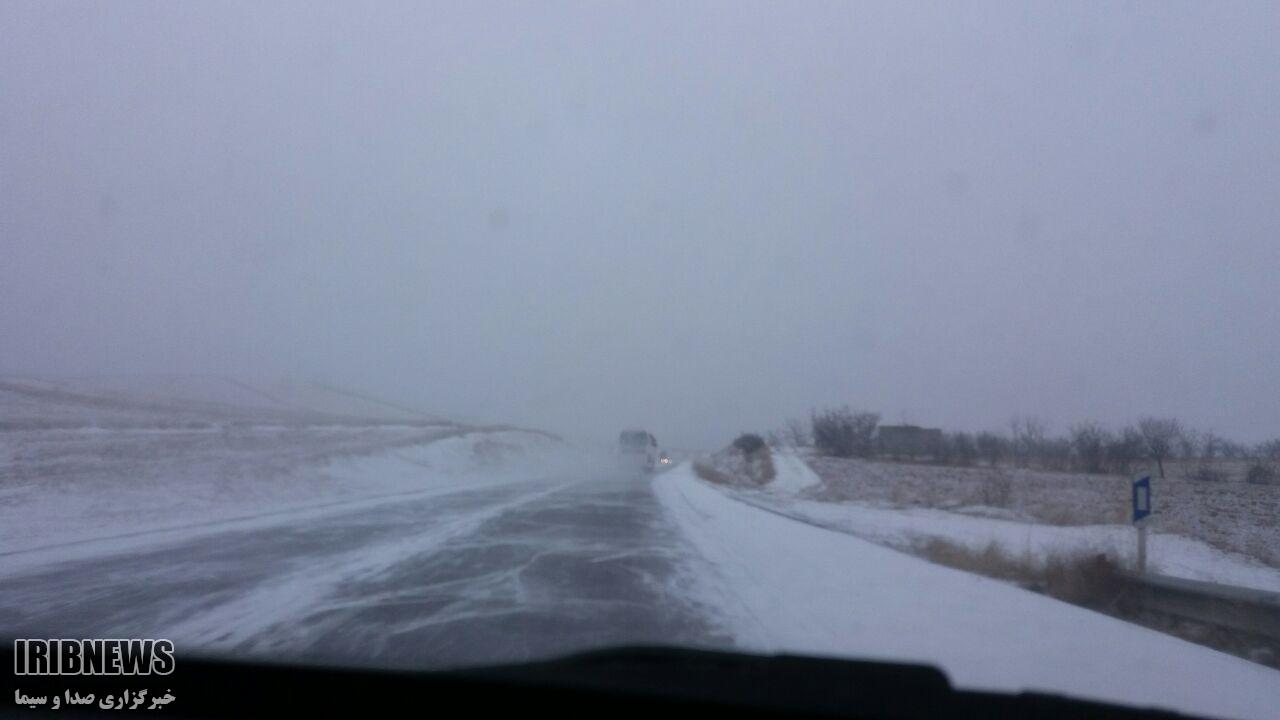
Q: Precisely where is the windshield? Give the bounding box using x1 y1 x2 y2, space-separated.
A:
1 3 1277 719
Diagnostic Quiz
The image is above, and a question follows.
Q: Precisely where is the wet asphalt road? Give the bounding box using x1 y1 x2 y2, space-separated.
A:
0 472 731 669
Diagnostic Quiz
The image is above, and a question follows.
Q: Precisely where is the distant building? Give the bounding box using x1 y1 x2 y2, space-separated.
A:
877 425 943 458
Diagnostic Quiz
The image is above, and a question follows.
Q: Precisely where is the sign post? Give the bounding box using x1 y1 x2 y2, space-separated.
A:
1132 474 1151 573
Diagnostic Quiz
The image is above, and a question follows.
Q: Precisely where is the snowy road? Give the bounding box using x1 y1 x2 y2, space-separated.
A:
1 389 1276 720
0 471 730 669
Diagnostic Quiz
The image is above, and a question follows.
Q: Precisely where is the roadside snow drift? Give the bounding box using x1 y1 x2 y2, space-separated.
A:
767 448 821 494
654 465 1280 720
749 495 1280 594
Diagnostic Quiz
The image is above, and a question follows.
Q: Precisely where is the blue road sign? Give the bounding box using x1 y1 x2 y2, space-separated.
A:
1132 475 1151 523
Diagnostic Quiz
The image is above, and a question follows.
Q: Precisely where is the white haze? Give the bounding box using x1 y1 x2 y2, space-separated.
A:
2 1 1278 448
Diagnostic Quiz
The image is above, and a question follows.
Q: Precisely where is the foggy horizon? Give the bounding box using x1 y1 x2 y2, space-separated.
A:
4 1 1279 449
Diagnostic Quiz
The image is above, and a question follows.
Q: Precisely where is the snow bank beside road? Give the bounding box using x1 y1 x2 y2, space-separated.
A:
755 450 1280 593
766 448 821 494
654 465 1280 720
754 496 1280 594
324 430 570 486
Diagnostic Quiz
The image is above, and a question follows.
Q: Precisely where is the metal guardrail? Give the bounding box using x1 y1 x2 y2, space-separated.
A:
1112 571 1280 642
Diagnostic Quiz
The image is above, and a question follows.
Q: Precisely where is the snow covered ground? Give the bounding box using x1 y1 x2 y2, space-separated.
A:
766 449 822 494
752 495 1280 594
806 454 1280 569
0 429 571 576
654 463 1280 720
745 448 1280 593
0 377 569 565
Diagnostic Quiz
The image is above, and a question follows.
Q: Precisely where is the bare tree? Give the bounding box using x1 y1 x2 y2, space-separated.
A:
1069 421 1111 474
1107 426 1145 476
783 417 810 447
1257 438 1280 461
1041 436 1073 472
1138 417 1182 479
949 432 977 467
1009 416 1047 469
1177 428 1201 460
933 433 954 465
1219 439 1248 460
1248 438 1280 486
811 407 880 458
1245 462 1277 485
976 432 1006 467
849 412 882 458
1200 432 1225 461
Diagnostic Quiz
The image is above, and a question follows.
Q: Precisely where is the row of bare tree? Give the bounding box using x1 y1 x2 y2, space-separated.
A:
775 407 1280 482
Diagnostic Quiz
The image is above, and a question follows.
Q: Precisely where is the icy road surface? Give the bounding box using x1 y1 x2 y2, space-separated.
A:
0 471 731 669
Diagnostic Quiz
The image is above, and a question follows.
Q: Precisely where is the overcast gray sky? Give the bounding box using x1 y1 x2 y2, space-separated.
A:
3 1 1278 448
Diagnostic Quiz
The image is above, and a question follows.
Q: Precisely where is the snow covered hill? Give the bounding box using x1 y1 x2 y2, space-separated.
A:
0 375 450 428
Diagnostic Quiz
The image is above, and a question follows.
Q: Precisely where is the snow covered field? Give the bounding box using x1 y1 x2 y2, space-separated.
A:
0 377 567 563
655 463 1280 720
751 494 1280 594
806 454 1280 571
735 450 1280 593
